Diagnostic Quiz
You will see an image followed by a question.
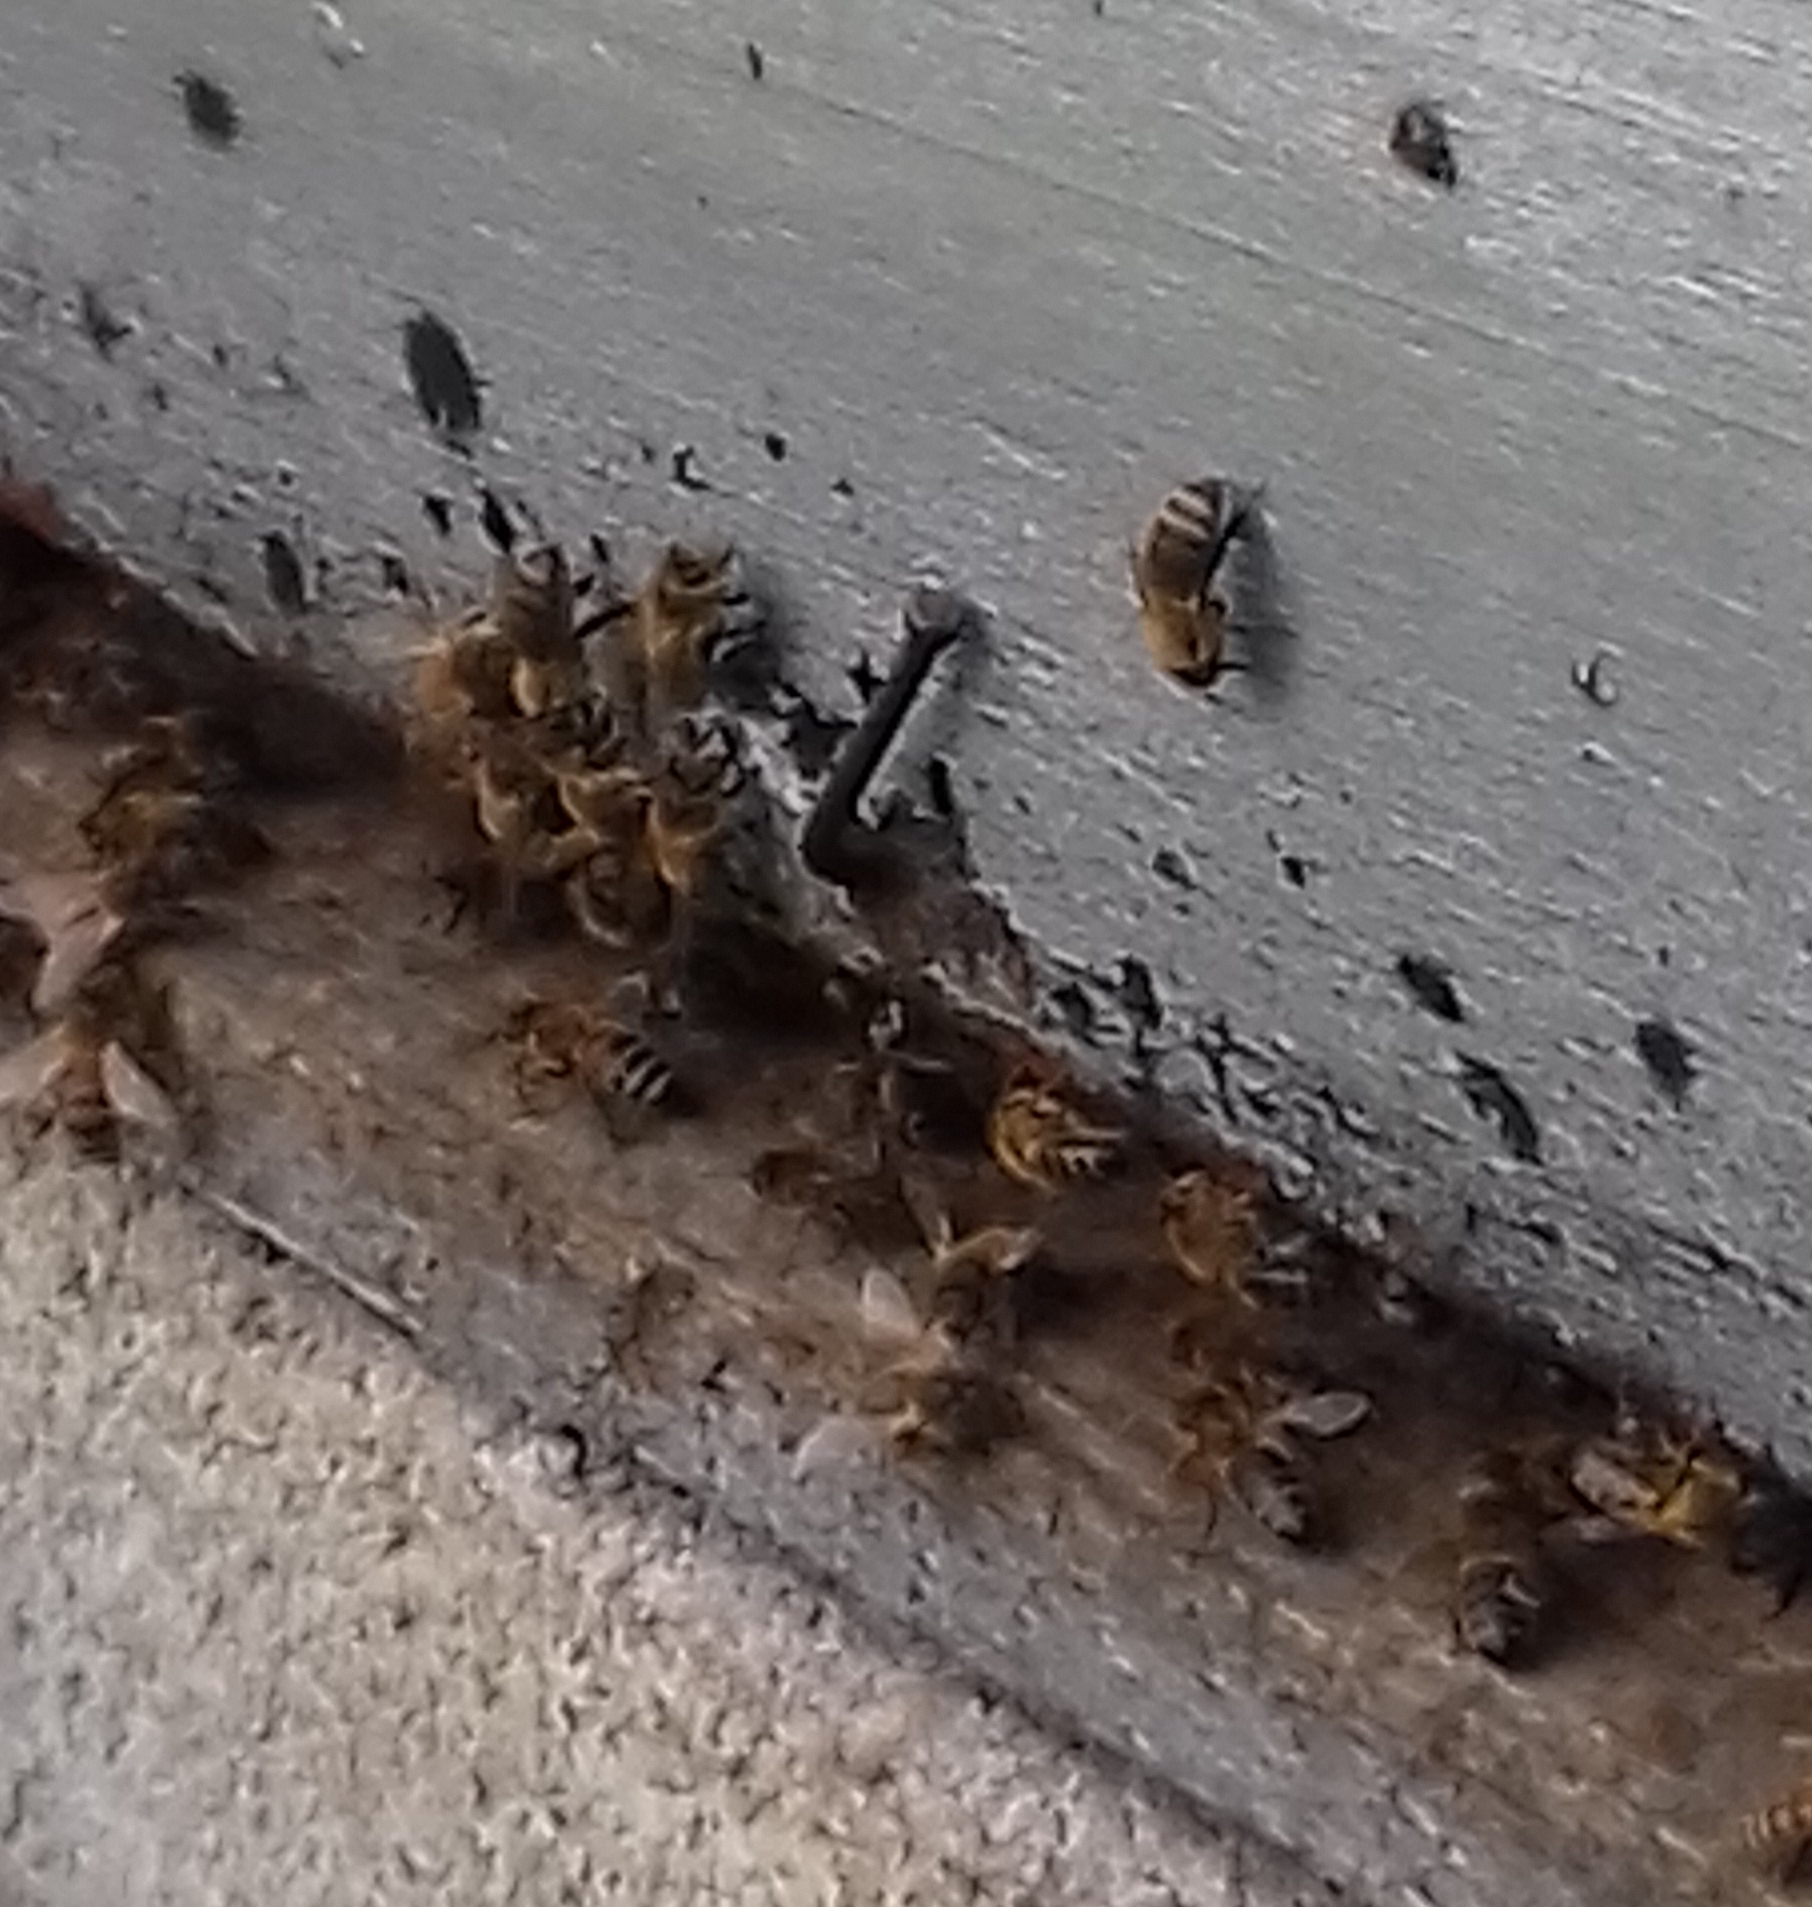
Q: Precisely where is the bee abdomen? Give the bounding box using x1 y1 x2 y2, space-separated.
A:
1155 480 1222 550
1744 1797 1812 1853
596 1029 674 1111
1040 1135 1117 1182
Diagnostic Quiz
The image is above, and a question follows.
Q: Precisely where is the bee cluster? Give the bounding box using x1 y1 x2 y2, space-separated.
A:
397 493 1812 1885
4 480 1811 1890
409 520 770 1110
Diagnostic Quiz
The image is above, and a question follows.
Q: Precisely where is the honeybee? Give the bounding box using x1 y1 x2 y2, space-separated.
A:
793 1197 1034 1470
0 959 182 1159
1169 1364 1371 1547
1742 1773 1812 1886
411 608 519 741
485 542 586 719
1160 1168 1261 1306
1130 479 1261 689
919 1207 1041 1347
500 996 675 1138
603 539 761 740
409 543 589 759
1566 1425 1744 1549
985 1063 1122 1191
78 714 267 905
554 712 740 946
1451 1440 1575 1667
562 830 672 955
859 1258 1025 1458
555 782 707 963
462 730 605 924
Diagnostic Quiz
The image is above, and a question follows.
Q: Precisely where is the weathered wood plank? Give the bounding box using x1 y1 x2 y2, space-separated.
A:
1 0 1808 1525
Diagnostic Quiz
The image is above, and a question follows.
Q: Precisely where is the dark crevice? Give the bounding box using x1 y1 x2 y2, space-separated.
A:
177 71 243 149
1395 952 1465 1023
1455 1055 1542 1163
259 530 308 616
1634 1017 1696 1109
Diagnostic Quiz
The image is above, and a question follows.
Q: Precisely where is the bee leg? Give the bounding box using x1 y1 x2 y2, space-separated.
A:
505 1051 566 1120
573 598 635 642
598 1094 653 1148
1200 481 1268 580
802 585 978 886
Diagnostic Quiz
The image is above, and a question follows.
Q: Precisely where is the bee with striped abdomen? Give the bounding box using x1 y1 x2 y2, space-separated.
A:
486 541 587 720
501 996 676 1141
602 538 762 741
1169 1362 1372 1548
1565 1424 1744 1549
79 714 268 907
1130 478 1262 689
1160 1167 1261 1308
985 1063 1122 1192
1742 1772 1812 1886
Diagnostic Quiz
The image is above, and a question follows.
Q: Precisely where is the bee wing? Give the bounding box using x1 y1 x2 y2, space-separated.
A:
1567 1444 1651 1521
791 1412 883 1479
0 1029 69 1111
977 1223 1041 1273
859 1265 923 1343
31 899 126 1018
1561 1511 1643 1548
1276 1390 1373 1441
98 1041 180 1135
896 1173 952 1255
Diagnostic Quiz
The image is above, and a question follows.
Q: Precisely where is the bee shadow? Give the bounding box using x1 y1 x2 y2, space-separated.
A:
706 554 795 717
1228 510 1297 711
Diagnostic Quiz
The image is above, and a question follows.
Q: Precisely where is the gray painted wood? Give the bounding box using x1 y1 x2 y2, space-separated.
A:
2 0 1810 1474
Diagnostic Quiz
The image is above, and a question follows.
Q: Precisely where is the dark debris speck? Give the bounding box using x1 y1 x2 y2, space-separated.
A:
1395 952 1465 1023
670 445 711 493
763 430 789 462
1114 956 1162 1036
478 486 516 553
1571 650 1619 707
420 492 454 537
77 284 132 359
1455 1054 1541 1163
1050 981 1097 1040
402 309 483 447
1389 98 1457 189
745 41 765 81
259 530 308 616
847 651 884 706
177 70 243 148
1634 1016 1696 1108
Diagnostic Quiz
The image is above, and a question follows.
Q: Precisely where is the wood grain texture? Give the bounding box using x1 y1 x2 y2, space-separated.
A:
1 0 1809 1486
